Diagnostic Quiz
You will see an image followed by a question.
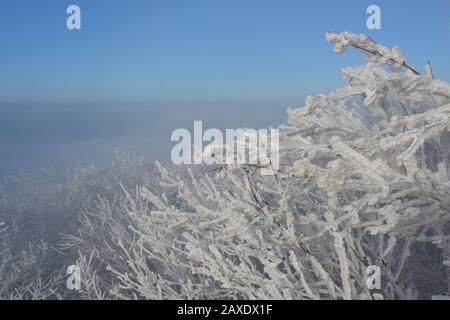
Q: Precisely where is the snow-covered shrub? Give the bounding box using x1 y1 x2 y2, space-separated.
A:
0 221 64 299
61 32 450 300
0 151 155 299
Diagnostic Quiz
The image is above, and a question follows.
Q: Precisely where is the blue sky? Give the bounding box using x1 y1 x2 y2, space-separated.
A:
1 0 449 103
0 0 449 176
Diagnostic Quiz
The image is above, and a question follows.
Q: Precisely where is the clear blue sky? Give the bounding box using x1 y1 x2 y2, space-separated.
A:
0 0 449 177
1 0 449 104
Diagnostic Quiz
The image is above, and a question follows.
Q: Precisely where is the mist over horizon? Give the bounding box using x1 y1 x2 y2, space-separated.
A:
0 98 295 178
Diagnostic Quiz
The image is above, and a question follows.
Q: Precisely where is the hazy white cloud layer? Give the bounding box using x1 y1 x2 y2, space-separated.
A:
0 100 291 177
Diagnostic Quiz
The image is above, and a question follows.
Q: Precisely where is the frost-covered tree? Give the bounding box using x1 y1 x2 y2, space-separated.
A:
62 32 450 300
0 221 64 299
0 151 154 299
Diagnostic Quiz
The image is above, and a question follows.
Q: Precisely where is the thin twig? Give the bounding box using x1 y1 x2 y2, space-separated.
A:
350 41 421 76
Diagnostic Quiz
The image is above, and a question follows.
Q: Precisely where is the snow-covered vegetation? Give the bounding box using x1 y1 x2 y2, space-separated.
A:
1 32 450 300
